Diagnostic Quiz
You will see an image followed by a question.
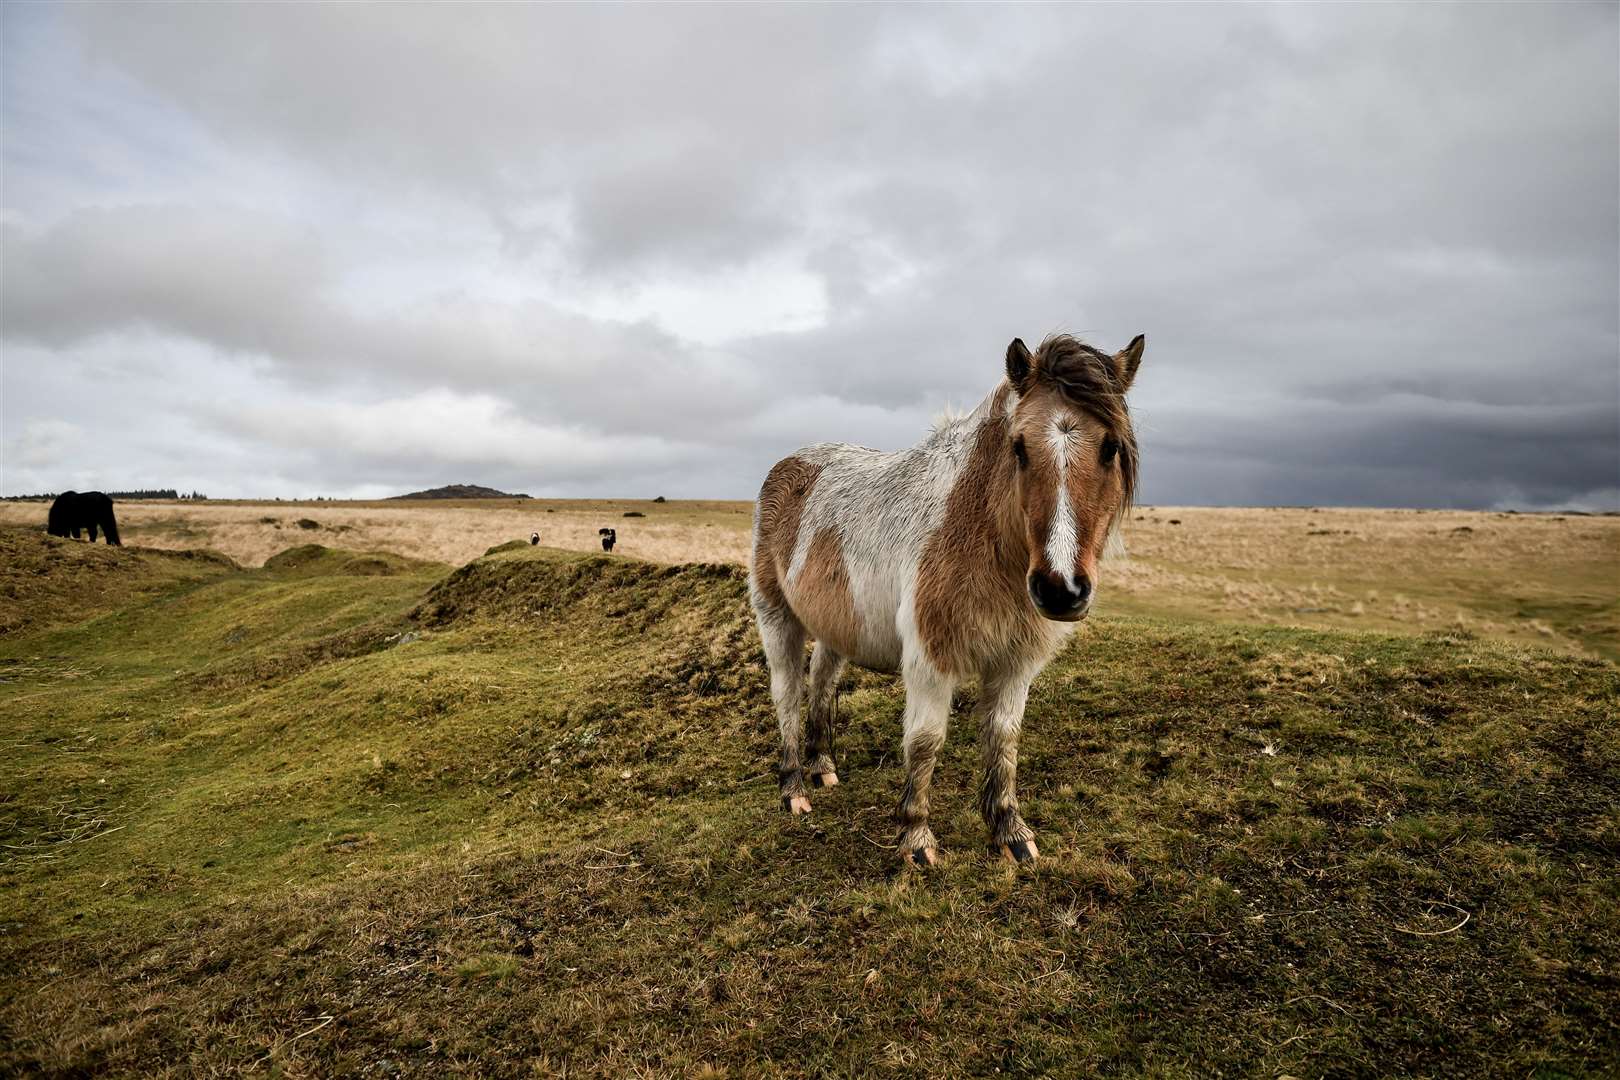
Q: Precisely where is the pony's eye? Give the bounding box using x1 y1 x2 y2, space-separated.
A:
1012 436 1028 469
1099 437 1119 466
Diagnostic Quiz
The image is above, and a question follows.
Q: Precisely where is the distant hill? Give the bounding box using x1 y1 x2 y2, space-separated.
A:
388 484 531 500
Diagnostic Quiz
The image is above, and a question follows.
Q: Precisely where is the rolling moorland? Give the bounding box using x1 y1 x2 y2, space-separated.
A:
0 504 1616 1075
1 498 1616 664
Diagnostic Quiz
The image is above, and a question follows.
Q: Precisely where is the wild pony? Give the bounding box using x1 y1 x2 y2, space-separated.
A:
47 491 122 546
750 333 1142 866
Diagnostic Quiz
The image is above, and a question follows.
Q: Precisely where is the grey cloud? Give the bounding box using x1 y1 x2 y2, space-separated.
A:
1 206 336 353
2 4 1615 507
66 4 892 273
1 206 781 439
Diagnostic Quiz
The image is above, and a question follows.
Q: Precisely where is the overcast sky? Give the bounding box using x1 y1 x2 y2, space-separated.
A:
3 3 1616 508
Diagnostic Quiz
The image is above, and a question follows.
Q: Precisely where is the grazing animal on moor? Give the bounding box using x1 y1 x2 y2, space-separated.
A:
46 491 122 546
530 532 540 546
599 528 617 552
750 333 1143 866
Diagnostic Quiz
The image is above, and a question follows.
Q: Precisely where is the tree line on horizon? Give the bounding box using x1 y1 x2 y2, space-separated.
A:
2 489 207 502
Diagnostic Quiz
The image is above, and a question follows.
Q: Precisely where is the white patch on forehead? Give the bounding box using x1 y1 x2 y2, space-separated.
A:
1044 416 1081 456
1044 417 1079 589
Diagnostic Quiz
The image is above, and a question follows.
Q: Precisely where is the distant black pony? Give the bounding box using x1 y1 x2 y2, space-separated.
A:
47 491 121 546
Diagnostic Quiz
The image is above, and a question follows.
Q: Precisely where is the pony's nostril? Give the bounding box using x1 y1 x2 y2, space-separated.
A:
1074 575 1092 604
1029 570 1084 614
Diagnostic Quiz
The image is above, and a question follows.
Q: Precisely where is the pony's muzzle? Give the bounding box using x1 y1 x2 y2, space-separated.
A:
1028 569 1091 621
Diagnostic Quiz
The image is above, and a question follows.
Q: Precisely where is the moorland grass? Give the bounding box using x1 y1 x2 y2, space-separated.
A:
1 529 1615 1076
5 500 1614 663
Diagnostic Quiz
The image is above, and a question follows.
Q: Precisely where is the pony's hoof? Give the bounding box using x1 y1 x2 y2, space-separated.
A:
904 846 938 868
810 771 839 788
994 839 1040 863
782 795 813 815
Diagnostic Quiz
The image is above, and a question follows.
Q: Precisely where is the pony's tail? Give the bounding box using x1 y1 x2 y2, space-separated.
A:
101 504 122 546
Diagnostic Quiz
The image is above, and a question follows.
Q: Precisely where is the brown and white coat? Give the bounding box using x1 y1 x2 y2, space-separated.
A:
750 334 1143 865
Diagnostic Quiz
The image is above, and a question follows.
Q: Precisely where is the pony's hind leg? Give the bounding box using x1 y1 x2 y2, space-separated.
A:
804 643 846 788
977 669 1039 862
756 602 812 814
895 658 954 867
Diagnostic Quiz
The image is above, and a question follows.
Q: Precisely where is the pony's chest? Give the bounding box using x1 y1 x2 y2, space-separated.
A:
910 555 1063 677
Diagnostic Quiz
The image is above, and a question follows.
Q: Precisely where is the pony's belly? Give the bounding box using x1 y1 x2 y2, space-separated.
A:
842 634 902 674
849 579 904 671
792 603 901 672
782 545 904 670
845 651 901 676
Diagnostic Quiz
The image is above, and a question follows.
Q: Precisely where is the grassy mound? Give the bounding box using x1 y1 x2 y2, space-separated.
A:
0 525 236 638
262 543 431 578
1 541 1616 1075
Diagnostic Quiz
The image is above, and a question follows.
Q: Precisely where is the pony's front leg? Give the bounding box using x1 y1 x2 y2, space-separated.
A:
977 670 1038 862
895 659 953 867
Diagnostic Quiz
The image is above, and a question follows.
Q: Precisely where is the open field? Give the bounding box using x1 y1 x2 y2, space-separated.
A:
0 498 755 570
4 499 1616 661
1 527 1616 1075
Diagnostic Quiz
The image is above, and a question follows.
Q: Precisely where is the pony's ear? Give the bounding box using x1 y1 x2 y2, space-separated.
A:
1006 338 1033 392
1113 334 1145 391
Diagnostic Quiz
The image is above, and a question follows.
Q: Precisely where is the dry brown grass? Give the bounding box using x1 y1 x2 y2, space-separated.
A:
1105 506 1620 659
4 499 1614 659
0 498 752 570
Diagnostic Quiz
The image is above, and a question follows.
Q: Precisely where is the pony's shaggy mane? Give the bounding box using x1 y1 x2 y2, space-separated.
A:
1035 334 1139 513
930 401 972 432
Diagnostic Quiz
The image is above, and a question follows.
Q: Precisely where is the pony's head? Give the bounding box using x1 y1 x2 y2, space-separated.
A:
1003 334 1142 621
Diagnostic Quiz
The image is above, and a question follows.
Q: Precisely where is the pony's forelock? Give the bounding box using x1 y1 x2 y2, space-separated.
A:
1032 334 1139 517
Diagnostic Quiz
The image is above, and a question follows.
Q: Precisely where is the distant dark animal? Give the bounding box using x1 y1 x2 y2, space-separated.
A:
47 491 122 546
530 532 540 546
751 332 1144 867
598 528 616 552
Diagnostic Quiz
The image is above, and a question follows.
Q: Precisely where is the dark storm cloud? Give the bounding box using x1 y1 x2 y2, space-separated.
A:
2 3 1615 506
